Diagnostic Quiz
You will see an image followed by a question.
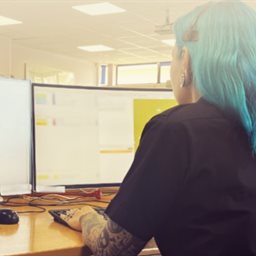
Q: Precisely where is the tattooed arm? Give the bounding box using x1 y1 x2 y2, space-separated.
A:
61 206 147 256
80 211 147 256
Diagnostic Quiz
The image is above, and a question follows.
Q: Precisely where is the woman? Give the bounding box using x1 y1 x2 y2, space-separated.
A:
61 1 256 255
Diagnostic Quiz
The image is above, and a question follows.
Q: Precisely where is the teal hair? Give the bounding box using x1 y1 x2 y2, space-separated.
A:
174 0 256 154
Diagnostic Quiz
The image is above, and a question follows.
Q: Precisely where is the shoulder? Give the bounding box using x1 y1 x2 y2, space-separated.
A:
161 98 223 122
146 98 226 128
140 98 230 143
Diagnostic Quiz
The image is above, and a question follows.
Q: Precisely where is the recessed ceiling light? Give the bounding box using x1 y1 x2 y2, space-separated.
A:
162 39 176 46
72 2 126 16
0 15 22 26
78 45 114 52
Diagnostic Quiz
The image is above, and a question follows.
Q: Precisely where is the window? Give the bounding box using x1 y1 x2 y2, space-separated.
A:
159 61 171 83
29 71 75 85
116 63 158 85
99 64 108 86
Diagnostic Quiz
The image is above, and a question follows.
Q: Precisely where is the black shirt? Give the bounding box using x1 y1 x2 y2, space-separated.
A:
105 98 256 256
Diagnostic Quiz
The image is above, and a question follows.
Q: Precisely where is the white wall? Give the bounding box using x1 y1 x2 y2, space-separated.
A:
0 40 97 86
0 35 11 77
12 45 97 86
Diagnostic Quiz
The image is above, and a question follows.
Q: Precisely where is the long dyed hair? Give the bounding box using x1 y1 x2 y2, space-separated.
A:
174 0 256 154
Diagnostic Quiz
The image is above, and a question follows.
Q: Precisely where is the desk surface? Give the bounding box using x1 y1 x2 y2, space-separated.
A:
0 195 160 256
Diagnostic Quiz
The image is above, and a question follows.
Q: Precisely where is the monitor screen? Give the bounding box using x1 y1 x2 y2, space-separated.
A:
0 78 32 195
33 84 176 189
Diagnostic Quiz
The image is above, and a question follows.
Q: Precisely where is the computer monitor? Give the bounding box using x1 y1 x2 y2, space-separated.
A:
0 78 32 195
33 84 176 190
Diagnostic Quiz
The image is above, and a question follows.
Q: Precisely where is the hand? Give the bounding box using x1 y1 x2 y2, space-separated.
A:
60 206 96 231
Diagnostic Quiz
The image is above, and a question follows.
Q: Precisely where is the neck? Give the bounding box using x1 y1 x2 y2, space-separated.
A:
180 83 200 104
191 85 201 102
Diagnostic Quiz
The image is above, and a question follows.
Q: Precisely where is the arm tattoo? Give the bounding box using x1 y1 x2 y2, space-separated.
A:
80 212 147 256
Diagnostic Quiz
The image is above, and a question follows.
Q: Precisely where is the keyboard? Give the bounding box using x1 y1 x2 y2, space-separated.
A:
48 207 106 228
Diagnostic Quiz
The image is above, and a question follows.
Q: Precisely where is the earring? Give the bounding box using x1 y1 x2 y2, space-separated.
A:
180 73 185 88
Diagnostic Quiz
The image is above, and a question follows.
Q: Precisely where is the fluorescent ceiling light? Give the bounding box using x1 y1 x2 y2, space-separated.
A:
78 45 114 52
162 39 176 46
72 2 126 16
0 15 22 26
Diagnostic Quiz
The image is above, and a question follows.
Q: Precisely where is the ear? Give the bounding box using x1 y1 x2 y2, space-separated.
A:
181 47 192 85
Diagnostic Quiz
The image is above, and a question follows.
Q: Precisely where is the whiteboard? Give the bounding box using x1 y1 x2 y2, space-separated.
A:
0 78 32 195
33 84 175 188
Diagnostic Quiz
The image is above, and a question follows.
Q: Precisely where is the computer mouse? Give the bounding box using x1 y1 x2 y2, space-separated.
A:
0 209 19 224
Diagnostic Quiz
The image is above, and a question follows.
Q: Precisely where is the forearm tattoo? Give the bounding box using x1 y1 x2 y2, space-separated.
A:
80 212 147 256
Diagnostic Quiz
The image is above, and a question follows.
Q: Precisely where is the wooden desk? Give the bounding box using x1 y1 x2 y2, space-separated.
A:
0 196 160 256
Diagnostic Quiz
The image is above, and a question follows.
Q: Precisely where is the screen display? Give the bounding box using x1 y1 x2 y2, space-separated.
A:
33 84 176 188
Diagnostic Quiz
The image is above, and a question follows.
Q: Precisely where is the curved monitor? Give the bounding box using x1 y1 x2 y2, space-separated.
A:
33 84 176 190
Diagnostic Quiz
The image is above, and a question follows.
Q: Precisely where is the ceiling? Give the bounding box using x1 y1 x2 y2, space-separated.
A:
0 0 255 65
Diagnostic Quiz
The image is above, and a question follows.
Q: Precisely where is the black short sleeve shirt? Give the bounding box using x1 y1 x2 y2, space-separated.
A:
105 98 256 256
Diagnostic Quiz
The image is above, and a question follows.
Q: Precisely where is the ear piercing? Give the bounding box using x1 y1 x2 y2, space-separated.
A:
180 73 185 88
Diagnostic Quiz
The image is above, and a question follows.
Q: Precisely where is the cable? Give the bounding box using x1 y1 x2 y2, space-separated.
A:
0 192 113 214
16 206 46 214
0 198 47 213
